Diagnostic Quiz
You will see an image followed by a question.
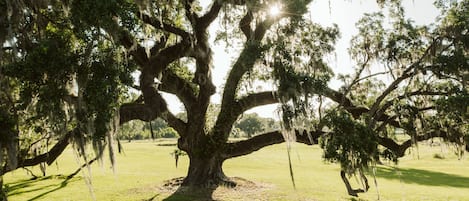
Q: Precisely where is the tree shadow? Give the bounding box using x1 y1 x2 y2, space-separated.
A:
6 175 80 200
375 166 469 188
148 177 217 201
161 185 217 201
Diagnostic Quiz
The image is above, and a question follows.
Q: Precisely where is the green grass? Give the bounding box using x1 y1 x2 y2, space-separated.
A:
4 140 469 201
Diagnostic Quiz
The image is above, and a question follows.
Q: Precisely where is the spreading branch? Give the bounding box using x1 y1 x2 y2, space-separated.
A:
375 90 454 120
368 38 440 118
119 101 187 136
138 12 190 38
6 128 76 174
223 130 322 159
239 10 253 40
237 91 278 112
322 87 402 128
159 69 197 110
148 42 193 76
378 130 452 157
198 0 223 29
119 103 156 124
368 66 417 117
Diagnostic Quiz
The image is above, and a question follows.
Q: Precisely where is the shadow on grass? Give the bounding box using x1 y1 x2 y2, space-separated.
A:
161 186 216 201
6 175 80 201
375 166 469 188
143 177 217 201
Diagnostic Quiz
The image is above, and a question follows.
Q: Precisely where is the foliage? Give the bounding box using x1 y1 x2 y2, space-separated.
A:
320 110 378 175
266 22 338 130
0 0 132 182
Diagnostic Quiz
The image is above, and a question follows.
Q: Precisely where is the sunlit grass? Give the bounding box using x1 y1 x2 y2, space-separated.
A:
4 139 469 201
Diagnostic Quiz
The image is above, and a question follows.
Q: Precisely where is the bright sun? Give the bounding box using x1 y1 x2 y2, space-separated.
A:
269 4 281 16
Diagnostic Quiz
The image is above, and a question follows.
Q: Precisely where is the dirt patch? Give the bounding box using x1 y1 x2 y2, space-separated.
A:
211 177 275 201
153 177 275 200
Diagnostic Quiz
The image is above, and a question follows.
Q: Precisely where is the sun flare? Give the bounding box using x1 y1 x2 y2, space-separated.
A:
269 4 281 17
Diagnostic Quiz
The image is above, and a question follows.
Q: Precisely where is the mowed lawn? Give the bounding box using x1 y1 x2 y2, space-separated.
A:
4 139 469 201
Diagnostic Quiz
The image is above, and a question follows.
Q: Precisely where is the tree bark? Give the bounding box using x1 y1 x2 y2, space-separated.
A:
182 154 233 188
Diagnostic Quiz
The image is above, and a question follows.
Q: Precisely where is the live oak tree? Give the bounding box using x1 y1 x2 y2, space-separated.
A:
0 0 468 200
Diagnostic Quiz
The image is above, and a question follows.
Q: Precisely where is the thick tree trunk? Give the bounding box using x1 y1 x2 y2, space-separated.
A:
182 154 235 188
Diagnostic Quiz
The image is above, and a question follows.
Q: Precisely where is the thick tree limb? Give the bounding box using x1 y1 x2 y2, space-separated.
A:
119 103 156 124
223 130 322 159
368 67 416 117
161 111 188 137
224 127 459 160
120 101 187 136
138 12 190 38
184 0 198 26
216 43 266 137
198 0 222 29
217 4 308 137
237 91 278 112
7 128 76 174
378 130 452 157
240 11 253 39
212 91 278 137
148 42 193 76
159 69 197 110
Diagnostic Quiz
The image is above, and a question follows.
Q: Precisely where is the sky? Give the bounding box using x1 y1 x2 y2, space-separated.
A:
164 0 441 119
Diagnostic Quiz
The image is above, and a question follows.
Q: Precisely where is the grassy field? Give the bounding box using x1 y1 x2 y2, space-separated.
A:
4 139 469 201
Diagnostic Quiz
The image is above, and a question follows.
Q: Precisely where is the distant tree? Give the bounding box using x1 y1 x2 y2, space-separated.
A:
120 120 145 141
235 113 264 138
159 127 179 138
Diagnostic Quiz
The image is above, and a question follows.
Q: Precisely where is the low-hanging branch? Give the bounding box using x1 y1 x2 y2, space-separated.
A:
222 125 456 162
378 129 453 157
322 87 402 127
4 128 77 175
223 129 322 159
119 99 187 137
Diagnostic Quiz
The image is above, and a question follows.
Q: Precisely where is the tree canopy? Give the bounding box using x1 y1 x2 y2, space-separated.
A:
0 0 468 199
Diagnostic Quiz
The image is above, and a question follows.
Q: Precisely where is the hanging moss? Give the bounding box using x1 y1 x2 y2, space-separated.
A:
320 110 379 175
